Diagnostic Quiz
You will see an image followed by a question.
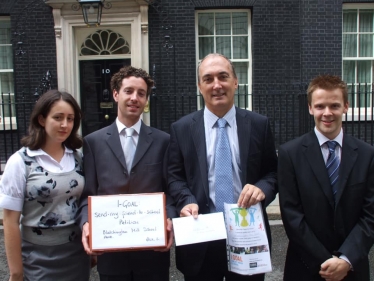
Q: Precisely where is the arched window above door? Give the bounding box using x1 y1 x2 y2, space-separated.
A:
80 29 131 56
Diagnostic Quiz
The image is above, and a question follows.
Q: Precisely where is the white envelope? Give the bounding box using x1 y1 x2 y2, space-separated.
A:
173 213 227 246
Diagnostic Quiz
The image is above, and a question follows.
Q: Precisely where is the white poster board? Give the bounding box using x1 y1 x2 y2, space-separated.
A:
89 193 167 251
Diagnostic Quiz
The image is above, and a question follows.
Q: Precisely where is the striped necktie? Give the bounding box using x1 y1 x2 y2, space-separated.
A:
326 141 340 200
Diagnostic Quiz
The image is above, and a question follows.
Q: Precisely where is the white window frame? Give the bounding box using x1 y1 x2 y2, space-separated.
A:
0 16 16 130
343 4 374 121
195 9 252 110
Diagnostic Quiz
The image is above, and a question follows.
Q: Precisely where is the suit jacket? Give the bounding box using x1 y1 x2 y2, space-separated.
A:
168 107 278 275
76 121 176 275
278 131 374 281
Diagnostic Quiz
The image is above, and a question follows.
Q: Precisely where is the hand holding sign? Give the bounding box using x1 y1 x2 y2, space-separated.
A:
88 193 167 251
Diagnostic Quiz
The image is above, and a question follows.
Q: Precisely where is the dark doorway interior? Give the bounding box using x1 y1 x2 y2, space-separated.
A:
80 59 131 136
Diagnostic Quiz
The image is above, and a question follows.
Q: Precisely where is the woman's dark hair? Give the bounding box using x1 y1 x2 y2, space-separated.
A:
21 90 82 150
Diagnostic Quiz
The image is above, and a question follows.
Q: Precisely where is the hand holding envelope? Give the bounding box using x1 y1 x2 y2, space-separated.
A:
172 212 227 246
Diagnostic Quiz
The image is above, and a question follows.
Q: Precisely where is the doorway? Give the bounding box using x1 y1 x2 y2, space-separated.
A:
80 59 130 136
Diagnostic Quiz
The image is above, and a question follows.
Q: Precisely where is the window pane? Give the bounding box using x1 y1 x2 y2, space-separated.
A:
343 60 355 83
0 21 11 44
343 10 357 32
343 34 357 57
0 73 14 93
0 46 13 69
216 13 231 35
233 36 248 59
359 10 373 32
359 34 373 57
233 62 249 108
233 62 248 84
232 13 248 35
358 85 371 107
216 37 231 58
198 13 214 35
1 94 15 117
357 60 371 83
347 85 356 108
199 37 214 60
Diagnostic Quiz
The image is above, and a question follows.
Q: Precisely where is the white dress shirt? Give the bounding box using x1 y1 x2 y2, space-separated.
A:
116 117 141 152
0 147 75 211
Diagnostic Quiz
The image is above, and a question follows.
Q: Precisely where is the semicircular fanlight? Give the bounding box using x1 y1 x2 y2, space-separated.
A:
80 29 131 56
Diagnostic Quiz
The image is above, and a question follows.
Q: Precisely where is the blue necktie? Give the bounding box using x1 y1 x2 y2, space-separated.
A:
326 141 340 200
215 118 234 212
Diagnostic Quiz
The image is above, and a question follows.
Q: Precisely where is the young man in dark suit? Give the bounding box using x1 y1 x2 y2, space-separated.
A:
278 75 374 281
168 53 278 280
76 66 176 281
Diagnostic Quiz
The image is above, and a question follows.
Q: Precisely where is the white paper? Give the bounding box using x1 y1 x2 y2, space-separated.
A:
89 194 166 250
224 203 272 275
173 213 227 246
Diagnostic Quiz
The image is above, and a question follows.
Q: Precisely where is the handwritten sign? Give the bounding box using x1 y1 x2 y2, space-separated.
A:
88 193 166 251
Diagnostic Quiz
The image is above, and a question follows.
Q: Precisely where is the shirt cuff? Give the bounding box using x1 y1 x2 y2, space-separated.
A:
0 194 23 211
339 255 353 271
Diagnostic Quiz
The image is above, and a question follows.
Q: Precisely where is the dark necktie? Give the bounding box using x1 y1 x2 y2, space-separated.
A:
326 141 340 200
215 118 234 212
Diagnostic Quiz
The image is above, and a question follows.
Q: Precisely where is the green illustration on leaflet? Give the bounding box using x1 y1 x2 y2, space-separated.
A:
230 207 256 227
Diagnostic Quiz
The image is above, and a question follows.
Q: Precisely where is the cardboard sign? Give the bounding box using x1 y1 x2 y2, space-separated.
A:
88 193 167 251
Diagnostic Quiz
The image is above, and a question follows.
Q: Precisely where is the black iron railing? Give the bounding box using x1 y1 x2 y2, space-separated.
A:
149 84 374 149
1 84 374 175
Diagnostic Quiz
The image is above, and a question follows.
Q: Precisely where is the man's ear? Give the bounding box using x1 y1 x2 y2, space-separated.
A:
308 105 313 116
113 90 119 102
343 102 349 114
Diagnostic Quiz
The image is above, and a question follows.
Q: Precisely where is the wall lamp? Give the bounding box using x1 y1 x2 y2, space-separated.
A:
73 0 112 27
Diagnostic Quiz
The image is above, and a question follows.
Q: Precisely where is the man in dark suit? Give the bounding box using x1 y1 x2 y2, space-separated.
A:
168 53 278 280
278 75 374 281
76 66 176 281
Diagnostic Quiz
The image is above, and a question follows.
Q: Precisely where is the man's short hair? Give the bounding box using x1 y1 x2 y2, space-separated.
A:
197 53 237 83
110 66 154 98
307 75 348 105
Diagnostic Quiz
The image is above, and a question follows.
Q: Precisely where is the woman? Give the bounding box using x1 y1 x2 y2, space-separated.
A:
0 90 90 281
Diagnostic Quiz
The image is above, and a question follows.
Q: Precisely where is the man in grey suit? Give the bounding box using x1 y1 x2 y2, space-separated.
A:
76 66 176 281
168 53 278 280
278 75 374 281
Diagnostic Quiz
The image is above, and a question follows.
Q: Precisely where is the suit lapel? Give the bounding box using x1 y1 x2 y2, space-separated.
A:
106 122 127 170
334 135 358 206
191 111 210 201
236 108 249 186
132 121 153 169
303 132 335 208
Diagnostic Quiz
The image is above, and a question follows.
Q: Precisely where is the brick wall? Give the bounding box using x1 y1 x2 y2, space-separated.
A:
0 0 57 167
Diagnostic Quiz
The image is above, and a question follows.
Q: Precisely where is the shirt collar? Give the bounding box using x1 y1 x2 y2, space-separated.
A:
26 146 73 157
204 105 236 128
314 127 343 148
116 117 142 135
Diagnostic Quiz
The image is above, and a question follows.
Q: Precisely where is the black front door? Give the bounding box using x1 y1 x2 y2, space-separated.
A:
80 59 131 136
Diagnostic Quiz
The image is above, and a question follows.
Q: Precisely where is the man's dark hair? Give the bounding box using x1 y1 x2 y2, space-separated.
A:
110 66 154 98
